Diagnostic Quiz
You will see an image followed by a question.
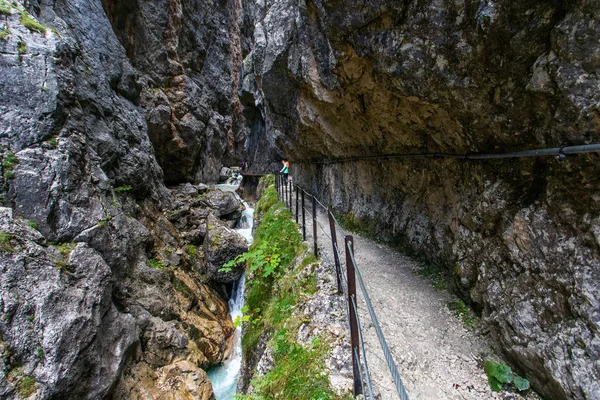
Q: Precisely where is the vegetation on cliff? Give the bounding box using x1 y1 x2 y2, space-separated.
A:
234 176 351 399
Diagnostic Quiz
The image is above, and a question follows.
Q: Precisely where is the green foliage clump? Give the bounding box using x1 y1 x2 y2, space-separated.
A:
36 346 44 361
448 299 478 329
0 28 9 41
50 242 76 257
16 40 26 55
147 258 166 270
184 244 197 258
114 185 133 193
20 14 46 35
27 220 39 231
417 261 447 290
8 367 36 397
0 232 15 252
239 178 347 399
2 150 18 180
484 360 530 392
0 0 12 16
240 330 348 400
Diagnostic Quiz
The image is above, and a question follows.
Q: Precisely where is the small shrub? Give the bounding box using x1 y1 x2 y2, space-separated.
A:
483 360 530 392
0 232 15 252
0 28 9 40
20 14 46 35
18 375 36 397
147 258 166 270
50 242 76 257
417 261 447 290
2 150 18 180
448 299 478 329
114 185 133 193
184 244 197 258
16 40 26 55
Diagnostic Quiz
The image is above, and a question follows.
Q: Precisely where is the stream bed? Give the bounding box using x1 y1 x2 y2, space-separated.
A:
207 183 254 399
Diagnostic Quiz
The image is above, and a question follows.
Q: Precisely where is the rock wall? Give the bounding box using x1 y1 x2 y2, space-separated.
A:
101 0 246 184
240 0 600 399
0 0 247 398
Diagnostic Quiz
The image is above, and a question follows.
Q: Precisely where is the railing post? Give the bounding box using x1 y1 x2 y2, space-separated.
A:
312 195 317 257
345 235 362 395
284 177 288 205
301 190 306 241
295 185 299 224
328 208 342 294
275 174 279 197
289 180 293 213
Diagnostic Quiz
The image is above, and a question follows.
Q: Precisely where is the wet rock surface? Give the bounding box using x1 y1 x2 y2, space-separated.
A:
241 0 600 398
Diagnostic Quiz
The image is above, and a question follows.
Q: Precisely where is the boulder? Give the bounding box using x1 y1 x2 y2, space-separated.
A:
181 183 199 195
202 190 243 218
219 167 232 183
203 215 248 282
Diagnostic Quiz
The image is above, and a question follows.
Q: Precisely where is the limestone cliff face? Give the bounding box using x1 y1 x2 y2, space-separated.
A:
101 0 245 184
0 0 246 398
241 0 600 399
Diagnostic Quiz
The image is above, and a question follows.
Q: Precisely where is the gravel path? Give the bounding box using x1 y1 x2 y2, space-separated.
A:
282 184 537 400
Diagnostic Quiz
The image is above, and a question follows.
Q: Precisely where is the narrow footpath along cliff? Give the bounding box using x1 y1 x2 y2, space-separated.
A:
239 1 600 399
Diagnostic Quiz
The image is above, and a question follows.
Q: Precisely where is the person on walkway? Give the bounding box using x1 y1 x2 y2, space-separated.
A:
280 159 289 185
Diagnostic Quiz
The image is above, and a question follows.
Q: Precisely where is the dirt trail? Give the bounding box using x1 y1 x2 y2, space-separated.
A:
285 185 538 400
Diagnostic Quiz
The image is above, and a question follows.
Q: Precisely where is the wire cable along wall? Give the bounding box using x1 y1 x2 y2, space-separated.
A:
274 174 410 400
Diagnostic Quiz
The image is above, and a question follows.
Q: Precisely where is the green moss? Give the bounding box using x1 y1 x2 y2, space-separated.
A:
0 232 15 252
20 14 46 35
0 28 9 40
36 346 44 361
27 220 39 231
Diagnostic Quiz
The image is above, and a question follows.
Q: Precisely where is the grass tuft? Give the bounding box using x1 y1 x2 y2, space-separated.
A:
0 232 15 253
0 28 9 40
20 14 46 35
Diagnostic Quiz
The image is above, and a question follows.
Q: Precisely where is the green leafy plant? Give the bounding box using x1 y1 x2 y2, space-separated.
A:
483 360 530 392
147 258 166 270
114 185 133 193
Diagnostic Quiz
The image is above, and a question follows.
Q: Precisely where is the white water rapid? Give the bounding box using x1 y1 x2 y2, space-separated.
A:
208 180 253 399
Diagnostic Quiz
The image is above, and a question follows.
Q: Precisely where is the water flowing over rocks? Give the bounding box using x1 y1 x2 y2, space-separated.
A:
0 0 247 393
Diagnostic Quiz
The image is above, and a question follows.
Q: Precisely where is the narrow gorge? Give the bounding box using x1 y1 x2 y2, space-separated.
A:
0 0 598 399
